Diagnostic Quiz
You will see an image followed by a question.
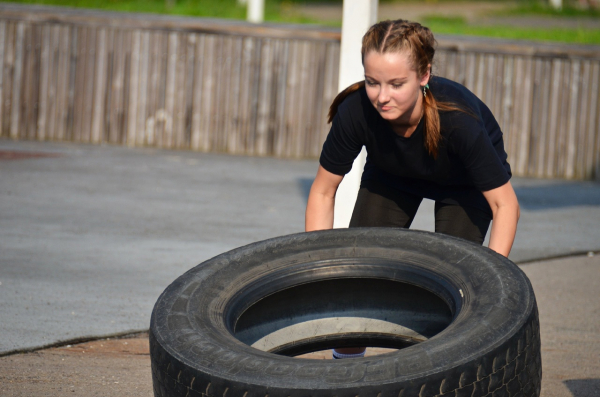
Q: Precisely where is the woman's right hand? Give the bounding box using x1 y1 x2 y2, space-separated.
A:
305 165 344 232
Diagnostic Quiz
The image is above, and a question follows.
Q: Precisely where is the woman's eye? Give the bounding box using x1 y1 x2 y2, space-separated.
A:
366 81 377 87
392 84 402 89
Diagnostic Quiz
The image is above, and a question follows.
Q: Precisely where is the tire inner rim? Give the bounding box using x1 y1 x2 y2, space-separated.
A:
230 277 453 357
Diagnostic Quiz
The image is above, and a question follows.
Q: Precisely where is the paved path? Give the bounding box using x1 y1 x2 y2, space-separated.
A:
298 2 600 30
1 139 599 356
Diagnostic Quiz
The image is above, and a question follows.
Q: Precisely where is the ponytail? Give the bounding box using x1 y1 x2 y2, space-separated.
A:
423 88 441 158
327 81 365 124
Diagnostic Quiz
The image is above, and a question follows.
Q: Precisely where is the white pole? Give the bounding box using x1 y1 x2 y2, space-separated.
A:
549 0 562 10
333 0 378 228
247 0 264 23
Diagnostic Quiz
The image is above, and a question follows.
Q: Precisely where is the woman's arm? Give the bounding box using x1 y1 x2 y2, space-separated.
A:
482 181 520 257
305 165 344 232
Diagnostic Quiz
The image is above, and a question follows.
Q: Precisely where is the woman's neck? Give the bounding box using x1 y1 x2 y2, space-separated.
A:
391 107 423 138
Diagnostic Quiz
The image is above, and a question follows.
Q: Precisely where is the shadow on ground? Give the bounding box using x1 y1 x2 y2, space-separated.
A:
564 379 600 397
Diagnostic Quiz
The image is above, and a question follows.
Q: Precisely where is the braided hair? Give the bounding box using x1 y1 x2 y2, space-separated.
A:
328 20 464 158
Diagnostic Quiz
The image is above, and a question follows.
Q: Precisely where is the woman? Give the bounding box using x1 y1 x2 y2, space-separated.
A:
305 20 520 359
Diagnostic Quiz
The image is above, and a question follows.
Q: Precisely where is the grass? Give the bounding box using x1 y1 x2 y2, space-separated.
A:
2 0 600 44
422 15 600 45
0 0 320 24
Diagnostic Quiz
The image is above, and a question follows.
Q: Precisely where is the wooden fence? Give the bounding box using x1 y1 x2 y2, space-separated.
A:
1 4 599 180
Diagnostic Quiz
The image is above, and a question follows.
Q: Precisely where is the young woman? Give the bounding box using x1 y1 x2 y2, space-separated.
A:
305 20 520 359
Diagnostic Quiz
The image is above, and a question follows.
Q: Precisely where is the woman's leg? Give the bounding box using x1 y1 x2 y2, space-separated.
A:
434 202 492 245
349 180 423 228
334 181 422 358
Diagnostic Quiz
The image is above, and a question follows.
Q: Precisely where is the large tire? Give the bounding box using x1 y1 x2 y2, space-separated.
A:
150 228 541 397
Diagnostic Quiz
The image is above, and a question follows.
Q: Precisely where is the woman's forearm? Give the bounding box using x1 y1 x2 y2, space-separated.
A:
487 205 519 257
305 192 335 231
483 181 520 258
305 166 343 232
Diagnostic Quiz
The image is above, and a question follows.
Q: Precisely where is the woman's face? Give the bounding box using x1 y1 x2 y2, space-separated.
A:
363 50 430 127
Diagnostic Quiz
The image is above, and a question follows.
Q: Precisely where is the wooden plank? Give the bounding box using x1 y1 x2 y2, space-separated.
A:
154 32 169 148
126 30 140 146
318 41 339 154
91 28 107 144
464 52 477 94
225 36 242 154
577 60 591 179
556 60 572 177
500 56 513 166
273 40 289 157
72 26 86 142
546 59 562 177
36 23 50 140
565 60 581 179
517 57 533 175
586 62 600 180
211 35 226 152
22 23 38 140
237 36 249 154
0 21 6 135
506 56 522 169
491 55 504 129
163 31 177 148
255 38 273 156
81 27 96 142
135 30 149 146
145 31 160 147
9 22 25 139
473 53 485 99
190 33 204 150
199 34 216 152
286 41 303 157
173 32 187 148
108 29 123 143
1 22 15 137
102 28 113 142
307 41 326 157
296 40 312 158
53 25 68 140
47 24 60 140
528 58 544 177
183 32 196 149
65 25 78 141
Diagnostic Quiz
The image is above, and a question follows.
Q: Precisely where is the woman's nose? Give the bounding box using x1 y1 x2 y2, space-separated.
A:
378 87 390 103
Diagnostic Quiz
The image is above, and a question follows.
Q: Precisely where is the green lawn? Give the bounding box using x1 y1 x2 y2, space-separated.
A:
2 0 599 45
422 15 600 45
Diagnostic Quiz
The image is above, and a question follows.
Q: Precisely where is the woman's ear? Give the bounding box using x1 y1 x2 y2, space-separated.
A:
420 64 432 86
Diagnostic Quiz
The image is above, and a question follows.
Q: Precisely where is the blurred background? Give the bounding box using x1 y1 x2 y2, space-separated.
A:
1 0 599 44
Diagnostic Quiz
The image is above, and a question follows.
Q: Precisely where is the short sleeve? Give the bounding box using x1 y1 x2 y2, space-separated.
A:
319 93 366 176
450 114 511 191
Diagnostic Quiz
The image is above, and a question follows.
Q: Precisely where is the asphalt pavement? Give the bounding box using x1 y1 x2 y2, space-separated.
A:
1 138 599 356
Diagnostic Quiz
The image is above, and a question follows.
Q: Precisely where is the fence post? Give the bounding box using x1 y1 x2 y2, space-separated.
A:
247 0 264 24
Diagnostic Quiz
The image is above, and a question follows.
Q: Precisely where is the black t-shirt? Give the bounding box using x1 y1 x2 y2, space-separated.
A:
319 76 512 215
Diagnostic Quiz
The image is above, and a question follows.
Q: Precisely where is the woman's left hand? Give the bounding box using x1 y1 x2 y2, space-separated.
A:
482 181 520 257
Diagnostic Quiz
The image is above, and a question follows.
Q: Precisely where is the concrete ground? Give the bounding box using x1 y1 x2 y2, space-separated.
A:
1 139 599 396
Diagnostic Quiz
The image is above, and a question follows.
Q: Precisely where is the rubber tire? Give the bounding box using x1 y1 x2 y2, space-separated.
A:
150 228 541 397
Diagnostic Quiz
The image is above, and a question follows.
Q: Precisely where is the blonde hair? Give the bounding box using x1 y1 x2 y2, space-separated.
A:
328 20 464 158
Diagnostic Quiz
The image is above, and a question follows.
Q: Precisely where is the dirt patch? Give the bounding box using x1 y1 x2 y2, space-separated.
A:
0 150 62 160
0 334 393 396
0 334 153 397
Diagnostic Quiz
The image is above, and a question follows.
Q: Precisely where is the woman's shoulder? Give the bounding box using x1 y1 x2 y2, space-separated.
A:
337 84 371 114
333 84 377 130
430 76 479 104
